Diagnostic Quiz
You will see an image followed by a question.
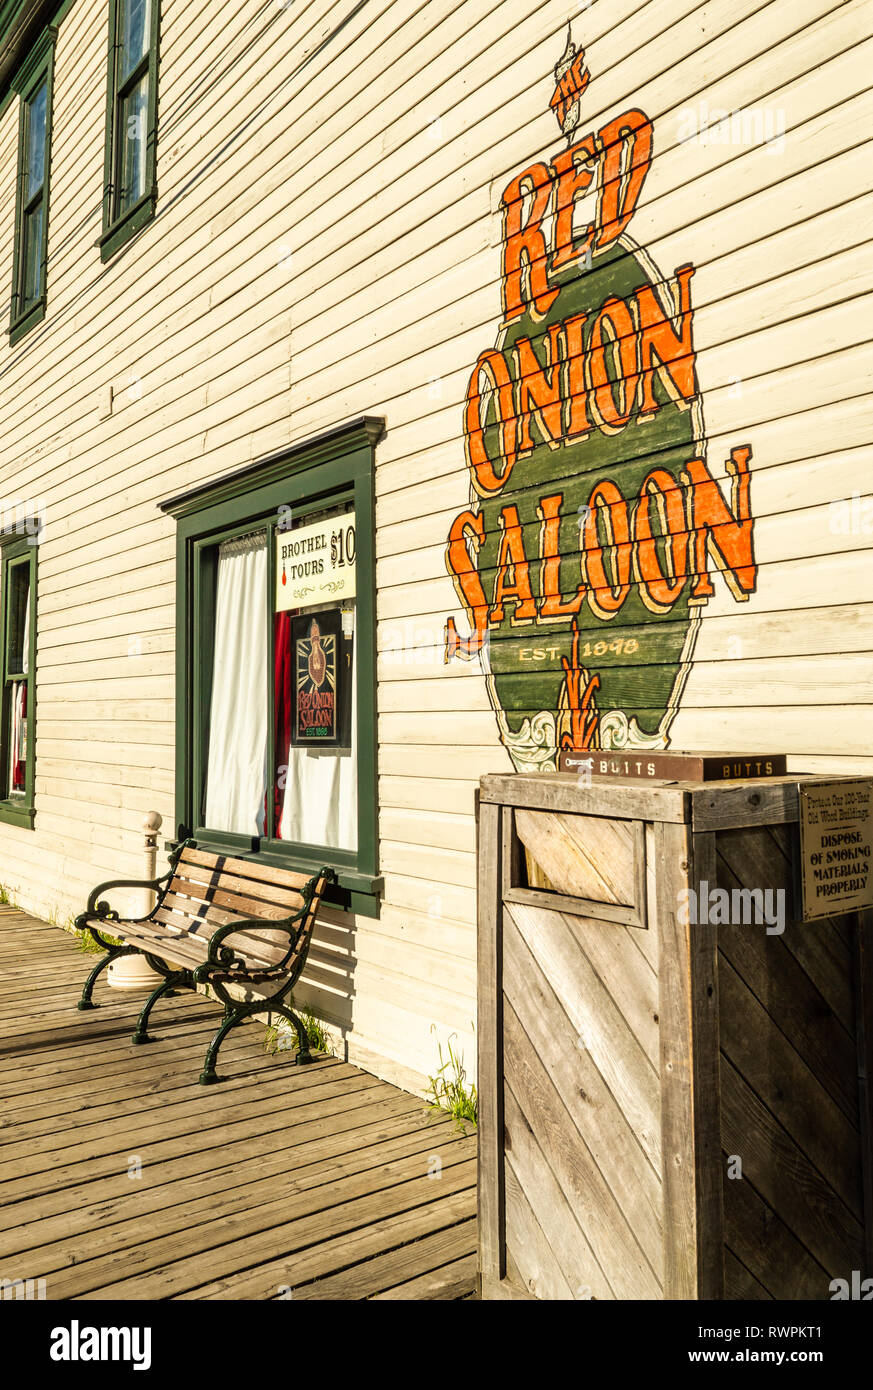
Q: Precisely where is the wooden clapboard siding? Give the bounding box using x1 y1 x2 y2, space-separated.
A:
0 0 870 1092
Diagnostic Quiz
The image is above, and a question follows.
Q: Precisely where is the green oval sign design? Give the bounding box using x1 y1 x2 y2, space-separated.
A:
444 35 758 772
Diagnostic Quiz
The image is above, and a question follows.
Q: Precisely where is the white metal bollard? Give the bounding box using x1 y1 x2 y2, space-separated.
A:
107 812 165 991
141 810 162 916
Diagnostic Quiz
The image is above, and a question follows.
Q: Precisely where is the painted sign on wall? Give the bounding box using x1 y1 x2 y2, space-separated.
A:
443 31 759 771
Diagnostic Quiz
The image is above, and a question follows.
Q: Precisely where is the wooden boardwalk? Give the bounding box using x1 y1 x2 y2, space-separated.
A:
0 910 477 1300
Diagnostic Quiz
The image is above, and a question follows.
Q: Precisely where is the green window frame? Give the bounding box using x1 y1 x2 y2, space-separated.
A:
0 535 37 828
9 27 57 346
160 417 384 917
100 0 161 262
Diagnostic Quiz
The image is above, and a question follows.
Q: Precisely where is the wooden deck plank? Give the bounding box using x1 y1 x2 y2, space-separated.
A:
0 914 478 1299
79 1161 478 1299
0 1110 461 1263
1 1055 376 1149
370 1251 479 1300
291 1220 477 1299
20 1146 478 1299
0 1070 389 1185
179 1187 478 1300
0 1091 428 1237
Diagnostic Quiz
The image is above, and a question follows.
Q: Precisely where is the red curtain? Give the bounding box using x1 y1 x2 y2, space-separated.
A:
273 613 292 837
11 681 26 792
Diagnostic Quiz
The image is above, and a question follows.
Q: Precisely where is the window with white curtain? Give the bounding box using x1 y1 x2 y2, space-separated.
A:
163 417 383 911
203 530 269 836
0 538 37 827
200 515 359 851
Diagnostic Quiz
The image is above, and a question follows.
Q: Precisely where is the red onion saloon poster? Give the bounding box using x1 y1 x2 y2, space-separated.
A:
444 31 758 769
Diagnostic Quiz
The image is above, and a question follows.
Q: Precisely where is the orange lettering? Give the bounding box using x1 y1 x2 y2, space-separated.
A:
633 469 688 611
445 510 489 659
587 296 639 431
596 110 653 249
500 164 559 324
682 446 756 604
634 265 697 416
514 325 564 454
491 505 537 624
582 480 631 617
550 135 597 271
537 493 586 618
464 349 518 497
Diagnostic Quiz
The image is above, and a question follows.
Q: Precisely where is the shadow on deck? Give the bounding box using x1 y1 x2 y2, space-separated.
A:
0 910 477 1300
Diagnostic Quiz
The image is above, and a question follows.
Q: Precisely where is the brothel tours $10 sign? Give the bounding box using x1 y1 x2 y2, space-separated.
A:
276 512 356 612
443 31 758 772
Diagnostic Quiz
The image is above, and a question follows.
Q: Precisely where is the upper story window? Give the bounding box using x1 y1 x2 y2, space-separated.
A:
100 0 161 261
9 28 56 346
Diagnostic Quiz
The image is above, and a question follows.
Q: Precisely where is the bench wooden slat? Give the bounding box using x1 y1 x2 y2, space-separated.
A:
105 924 208 971
100 917 284 972
172 858 306 913
162 878 293 924
151 906 292 968
154 900 256 934
179 847 315 894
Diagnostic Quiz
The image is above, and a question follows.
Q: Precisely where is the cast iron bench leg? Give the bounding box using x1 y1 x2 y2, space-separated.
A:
275 1004 313 1066
78 946 128 1010
198 1005 250 1085
198 999 315 1084
132 970 191 1043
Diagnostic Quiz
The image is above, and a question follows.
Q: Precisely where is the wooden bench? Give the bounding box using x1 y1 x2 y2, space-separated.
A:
74 840 336 1084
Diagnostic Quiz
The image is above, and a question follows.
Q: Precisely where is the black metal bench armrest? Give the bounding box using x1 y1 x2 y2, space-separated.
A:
194 916 300 979
75 839 195 935
193 866 337 982
78 868 174 925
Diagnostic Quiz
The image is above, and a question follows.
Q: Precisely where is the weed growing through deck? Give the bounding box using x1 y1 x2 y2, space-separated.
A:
0 883 20 908
426 1028 478 1134
75 928 122 954
263 1001 333 1057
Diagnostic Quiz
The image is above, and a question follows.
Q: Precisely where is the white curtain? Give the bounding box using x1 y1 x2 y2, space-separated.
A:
21 588 29 674
280 617 357 850
204 531 269 835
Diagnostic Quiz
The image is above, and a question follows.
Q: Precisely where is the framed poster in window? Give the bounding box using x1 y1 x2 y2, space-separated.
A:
291 608 351 748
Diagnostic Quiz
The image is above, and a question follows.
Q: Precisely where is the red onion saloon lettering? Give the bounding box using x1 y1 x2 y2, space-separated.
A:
443 54 758 765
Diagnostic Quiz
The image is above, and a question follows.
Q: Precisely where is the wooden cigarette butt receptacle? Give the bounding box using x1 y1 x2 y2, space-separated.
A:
476 773 873 1300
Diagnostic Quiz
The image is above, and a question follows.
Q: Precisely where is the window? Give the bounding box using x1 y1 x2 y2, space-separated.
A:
0 537 37 827
9 28 56 345
161 418 384 916
100 0 160 260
